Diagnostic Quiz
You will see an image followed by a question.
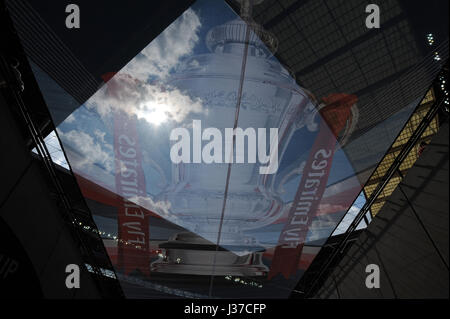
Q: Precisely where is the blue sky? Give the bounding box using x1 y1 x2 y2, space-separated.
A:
34 0 368 250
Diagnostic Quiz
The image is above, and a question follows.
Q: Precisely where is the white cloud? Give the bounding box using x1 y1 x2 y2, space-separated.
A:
332 205 364 235
347 205 361 215
85 9 204 126
128 195 180 225
93 129 105 142
93 129 113 151
123 8 202 81
58 130 114 174
86 73 203 125
64 113 76 123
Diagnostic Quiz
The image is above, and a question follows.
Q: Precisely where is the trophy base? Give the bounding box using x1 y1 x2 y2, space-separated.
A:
150 232 269 277
151 262 268 277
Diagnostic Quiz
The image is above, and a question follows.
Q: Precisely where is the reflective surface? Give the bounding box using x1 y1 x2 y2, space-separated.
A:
13 0 448 298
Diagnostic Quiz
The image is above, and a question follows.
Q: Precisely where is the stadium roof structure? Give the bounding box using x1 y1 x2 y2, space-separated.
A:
3 0 448 298
238 0 448 179
364 88 441 216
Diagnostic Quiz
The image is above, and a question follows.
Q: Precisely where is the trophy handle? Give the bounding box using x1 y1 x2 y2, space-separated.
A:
141 154 168 190
252 93 359 230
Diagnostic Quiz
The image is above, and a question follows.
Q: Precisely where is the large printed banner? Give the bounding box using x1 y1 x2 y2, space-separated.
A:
103 72 150 276
269 93 357 279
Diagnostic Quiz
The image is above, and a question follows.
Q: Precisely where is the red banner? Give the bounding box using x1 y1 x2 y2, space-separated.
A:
103 72 150 277
268 93 357 280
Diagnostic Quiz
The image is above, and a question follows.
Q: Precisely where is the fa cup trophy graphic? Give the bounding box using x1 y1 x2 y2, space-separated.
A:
149 0 358 277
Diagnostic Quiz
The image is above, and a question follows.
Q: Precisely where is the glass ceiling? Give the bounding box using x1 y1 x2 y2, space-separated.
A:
10 0 448 298
364 89 440 216
32 130 69 170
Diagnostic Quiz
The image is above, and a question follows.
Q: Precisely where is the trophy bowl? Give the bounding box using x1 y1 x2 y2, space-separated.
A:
151 13 314 277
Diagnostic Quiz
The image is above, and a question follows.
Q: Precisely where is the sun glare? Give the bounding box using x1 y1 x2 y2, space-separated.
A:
138 105 168 126
148 108 168 125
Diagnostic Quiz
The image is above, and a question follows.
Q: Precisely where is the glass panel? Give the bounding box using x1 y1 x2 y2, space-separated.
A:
332 191 368 236
32 130 69 169
12 0 448 298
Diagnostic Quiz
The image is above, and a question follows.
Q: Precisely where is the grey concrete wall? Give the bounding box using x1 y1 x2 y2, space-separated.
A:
315 122 449 299
0 94 101 298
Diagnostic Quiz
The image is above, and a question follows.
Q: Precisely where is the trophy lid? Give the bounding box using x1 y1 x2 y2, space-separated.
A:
206 0 278 57
206 19 278 57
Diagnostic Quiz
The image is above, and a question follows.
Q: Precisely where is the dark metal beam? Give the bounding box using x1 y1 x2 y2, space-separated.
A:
263 0 309 29
294 13 407 77
302 94 446 298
